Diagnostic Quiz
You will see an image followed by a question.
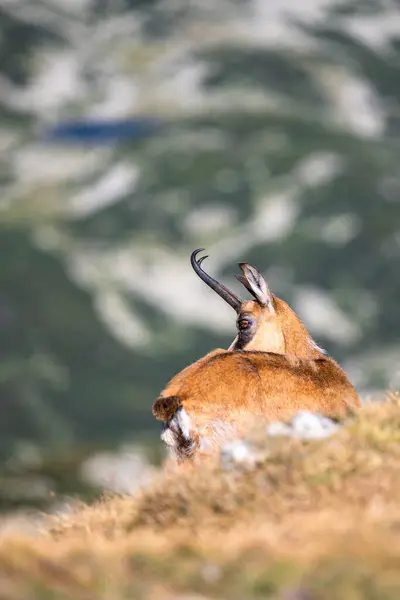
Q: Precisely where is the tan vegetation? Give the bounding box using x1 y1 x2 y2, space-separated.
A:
0 393 399 599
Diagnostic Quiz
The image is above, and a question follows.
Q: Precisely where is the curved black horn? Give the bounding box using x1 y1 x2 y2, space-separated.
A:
190 249 241 311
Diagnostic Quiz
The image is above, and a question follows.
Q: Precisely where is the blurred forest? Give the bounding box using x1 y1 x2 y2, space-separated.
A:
0 0 399 509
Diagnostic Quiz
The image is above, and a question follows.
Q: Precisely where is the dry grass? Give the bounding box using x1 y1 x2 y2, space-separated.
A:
0 393 400 599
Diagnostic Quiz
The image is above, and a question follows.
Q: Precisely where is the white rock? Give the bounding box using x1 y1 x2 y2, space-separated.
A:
266 422 293 437
220 440 256 470
291 411 340 439
266 410 340 440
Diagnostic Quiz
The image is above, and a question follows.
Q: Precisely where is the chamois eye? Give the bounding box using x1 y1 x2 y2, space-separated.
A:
238 319 251 330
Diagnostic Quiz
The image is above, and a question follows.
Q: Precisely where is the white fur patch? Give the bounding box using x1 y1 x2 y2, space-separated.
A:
209 419 238 445
310 338 328 355
161 426 176 447
174 406 192 439
160 406 196 459
199 437 214 453
161 410 240 461
227 336 239 351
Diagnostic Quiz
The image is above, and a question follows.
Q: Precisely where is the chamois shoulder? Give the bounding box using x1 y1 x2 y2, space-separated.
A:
201 349 353 385
204 349 327 369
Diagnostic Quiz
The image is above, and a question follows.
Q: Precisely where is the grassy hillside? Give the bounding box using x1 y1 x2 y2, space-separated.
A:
0 393 399 600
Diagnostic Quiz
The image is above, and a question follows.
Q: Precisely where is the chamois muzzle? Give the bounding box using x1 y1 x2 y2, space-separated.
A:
191 248 241 311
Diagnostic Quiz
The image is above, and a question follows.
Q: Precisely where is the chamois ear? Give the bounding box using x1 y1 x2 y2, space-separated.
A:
237 263 274 309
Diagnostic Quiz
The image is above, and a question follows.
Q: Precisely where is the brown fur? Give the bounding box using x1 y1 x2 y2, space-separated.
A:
155 350 359 448
153 396 182 421
168 350 358 417
153 255 361 461
235 298 324 358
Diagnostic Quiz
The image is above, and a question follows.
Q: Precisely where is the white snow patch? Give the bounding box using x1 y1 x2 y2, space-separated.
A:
184 204 237 236
68 163 139 217
95 291 151 347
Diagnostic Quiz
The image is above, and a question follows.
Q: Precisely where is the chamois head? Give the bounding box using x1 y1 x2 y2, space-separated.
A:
191 249 325 359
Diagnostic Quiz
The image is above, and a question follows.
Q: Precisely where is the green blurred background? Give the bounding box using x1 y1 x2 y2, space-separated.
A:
0 0 399 514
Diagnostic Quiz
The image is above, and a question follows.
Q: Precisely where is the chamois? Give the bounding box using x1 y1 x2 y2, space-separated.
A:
153 249 360 461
